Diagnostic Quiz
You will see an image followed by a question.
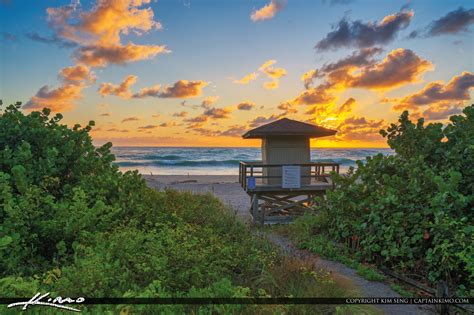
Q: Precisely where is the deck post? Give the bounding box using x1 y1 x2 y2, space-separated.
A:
251 193 259 223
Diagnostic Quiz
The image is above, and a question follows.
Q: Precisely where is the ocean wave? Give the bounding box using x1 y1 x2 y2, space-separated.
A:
115 157 359 168
115 159 243 167
314 158 358 165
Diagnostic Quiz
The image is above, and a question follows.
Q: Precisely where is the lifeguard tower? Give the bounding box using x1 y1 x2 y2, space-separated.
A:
239 118 339 224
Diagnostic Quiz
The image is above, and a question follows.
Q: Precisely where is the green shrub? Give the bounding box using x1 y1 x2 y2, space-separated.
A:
298 105 473 295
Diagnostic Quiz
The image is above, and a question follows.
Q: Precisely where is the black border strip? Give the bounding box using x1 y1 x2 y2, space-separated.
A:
1 297 473 305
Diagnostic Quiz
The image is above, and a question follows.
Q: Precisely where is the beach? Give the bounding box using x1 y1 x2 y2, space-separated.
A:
143 175 251 221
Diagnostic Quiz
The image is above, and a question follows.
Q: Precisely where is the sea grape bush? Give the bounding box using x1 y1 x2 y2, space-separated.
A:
306 105 473 295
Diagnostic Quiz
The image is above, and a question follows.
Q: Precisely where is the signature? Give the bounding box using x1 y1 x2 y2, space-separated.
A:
8 292 85 312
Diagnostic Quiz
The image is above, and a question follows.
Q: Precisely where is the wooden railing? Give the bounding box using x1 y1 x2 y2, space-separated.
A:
239 161 340 191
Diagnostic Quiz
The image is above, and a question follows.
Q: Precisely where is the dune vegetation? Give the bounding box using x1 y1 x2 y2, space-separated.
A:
290 105 474 297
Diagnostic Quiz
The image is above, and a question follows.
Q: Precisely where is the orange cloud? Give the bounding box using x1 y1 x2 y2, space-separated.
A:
301 69 318 89
74 43 169 67
346 48 432 89
201 96 220 108
24 83 85 112
132 84 161 98
260 59 287 79
234 72 258 84
251 0 286 22
47 0 169 67
422 103 464 120
395 71 474 110
233 59 286 89
277 102 298 114
25 64 93 112
159 121 177 127
248 114 284 127
59 64 95 83
236 101 255 110
335 116 386 141
98 75 137 98
28 0 168 112
263 80 279 90
203 107 231 119
122 116 139 123
159 80 209 98
173 111 188 117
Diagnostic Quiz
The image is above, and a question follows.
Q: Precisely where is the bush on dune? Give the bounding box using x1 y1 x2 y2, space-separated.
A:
296 105 474 296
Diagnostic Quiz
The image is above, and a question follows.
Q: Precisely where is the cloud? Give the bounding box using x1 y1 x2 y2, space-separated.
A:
201 96 219 108
236 101 255 110
24 64 94 112
27 0 167 112
132 84 161 98
300 97 387 142
426 7 474 37
344 48 432 89
26 31 77 48
277 102 298 114
234 72 258 84
318 47 382 77
24 83 85 112
250 0 286 22
422 103 464 120
259 59 287 79
301 69 318 89
290 83 335 106
100 112 110 116
193 124 248 137
248 114 283 128
263 80 279 90
233 60 286 89
74 43 169 67
1 32 17 42
98 77 207 99
337 97 355 114
184 115 209 128
202 107 231 119
122 116 139 123
98 75 137 98
219 125 248 137
286 48 431 115
106 128 129 132
159 121 177 127
173 111 188 117
315 10 413 50
395 71 474 110
46 0 168 67
59 65 95 84
335 116 386 141
138 124 158 130
159 80 209 98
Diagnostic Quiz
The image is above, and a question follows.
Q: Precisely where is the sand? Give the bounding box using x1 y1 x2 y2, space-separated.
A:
143 175 251 221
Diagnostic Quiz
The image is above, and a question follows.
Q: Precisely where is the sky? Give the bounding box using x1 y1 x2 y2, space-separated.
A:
0 0 473 148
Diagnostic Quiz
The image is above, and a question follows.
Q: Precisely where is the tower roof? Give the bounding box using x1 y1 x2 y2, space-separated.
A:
242 118 337 139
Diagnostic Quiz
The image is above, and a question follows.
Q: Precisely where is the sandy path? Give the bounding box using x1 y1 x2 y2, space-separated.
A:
145 175 434 315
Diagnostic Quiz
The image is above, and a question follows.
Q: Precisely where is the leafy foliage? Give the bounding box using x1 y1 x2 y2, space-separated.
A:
296 105 474 296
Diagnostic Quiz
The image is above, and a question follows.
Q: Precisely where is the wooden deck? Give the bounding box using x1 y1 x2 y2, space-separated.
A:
239 161 339 192
238 161 340 224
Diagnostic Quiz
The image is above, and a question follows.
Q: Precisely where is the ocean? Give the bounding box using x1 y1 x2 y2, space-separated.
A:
111 147 394 175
